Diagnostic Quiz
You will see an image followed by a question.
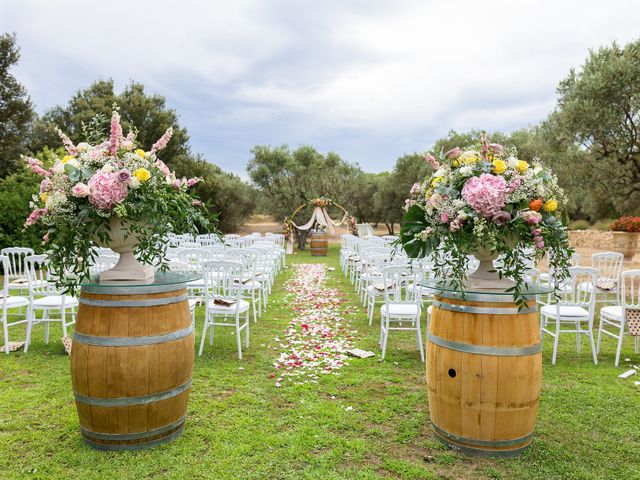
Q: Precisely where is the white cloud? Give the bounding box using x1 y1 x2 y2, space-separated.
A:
1 0 639 174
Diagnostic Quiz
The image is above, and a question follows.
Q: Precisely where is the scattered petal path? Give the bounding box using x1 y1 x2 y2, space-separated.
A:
273 264 356 385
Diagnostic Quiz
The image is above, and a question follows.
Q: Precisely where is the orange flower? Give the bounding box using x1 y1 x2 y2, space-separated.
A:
529 198 543 212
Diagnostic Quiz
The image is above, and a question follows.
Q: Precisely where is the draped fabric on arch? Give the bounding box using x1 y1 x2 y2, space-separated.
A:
291 206 349 235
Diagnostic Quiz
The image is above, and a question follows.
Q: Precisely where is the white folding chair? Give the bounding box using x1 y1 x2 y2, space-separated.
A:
24 255 77 352
379 265 424 361
541 267 598 365
198 261 250 358
1 255 31 353
1 247 35 292
226 248 262 323
597 269 640 366
586 252 624 306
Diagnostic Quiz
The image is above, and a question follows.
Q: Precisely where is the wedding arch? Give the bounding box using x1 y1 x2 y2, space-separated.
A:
290 197 350 236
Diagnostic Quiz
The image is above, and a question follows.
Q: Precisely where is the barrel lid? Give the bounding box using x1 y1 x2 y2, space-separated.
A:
80 271 201 293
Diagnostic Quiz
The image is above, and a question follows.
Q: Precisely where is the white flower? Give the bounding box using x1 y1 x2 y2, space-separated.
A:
67 158 81 169
536 184 545 196
453 199 466 209
532 166 543 174
457 210 468 219
45 192 67 211
52 162 65 174
434 167 447 178
507 156 519 168
458 165 473 176
128 177 140 189
76 142 90 153
101 163 114 173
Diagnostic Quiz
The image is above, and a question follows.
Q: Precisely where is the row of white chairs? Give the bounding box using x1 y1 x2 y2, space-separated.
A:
339 236 639 365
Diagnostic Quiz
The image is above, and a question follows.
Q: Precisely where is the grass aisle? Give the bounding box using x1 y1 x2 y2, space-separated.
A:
0 245 639 479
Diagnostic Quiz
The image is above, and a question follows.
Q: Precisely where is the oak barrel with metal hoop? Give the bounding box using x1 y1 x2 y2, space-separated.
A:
426 291 542 456
310 231 328 256
70 282 194 450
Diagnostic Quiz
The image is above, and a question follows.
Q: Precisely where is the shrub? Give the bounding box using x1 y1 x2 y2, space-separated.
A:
591 219 613 231
610 216 640 233
568 220 590 230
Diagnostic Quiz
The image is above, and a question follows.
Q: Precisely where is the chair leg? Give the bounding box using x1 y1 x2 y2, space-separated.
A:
252 293 257 323
416 319 425 362
61 308 68 337
198 316 208 356
24 308 33 353
576 323 581 353
381 316 389 360
236 315 243 360
614 324 624 367
596 318 603 354
588 332 598 365
44 310 50 345
552 322 560 365
3 316 9 354
245 312 250 348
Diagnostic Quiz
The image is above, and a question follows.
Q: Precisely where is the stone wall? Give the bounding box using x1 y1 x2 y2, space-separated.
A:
568 230 614 249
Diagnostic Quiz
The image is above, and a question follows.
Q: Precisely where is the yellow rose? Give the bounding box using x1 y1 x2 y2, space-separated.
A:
492 159 507 174
516 160 529 173
135 149 147 159
61 155 75 164
133 168 151 182
543 199 558 213
431 176 443 188
40 192 48 203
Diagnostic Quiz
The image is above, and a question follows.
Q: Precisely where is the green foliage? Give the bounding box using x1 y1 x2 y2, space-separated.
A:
247 145 360 221
172 154 255 232
568 219 590 230
547 39 640 215
0 32 35 177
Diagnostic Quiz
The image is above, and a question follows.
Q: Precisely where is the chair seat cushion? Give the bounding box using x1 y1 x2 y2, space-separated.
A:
207 299 250 313
540 305 589 318
235 280 262 289
2 295 30 308
33 295 78 308
600 305 623 320
381 303 419 316
188 298 200 311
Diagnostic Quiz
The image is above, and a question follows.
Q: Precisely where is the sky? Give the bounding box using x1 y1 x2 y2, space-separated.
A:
1 0 639 177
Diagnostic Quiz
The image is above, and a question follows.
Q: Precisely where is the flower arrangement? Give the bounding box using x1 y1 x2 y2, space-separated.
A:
400 133 573 303
25 108 210 291
282 217 294 241
311 197 332 208
610 216 640 233
347 215 358 236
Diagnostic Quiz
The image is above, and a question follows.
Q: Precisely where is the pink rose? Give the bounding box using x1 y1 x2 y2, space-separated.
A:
410 182 421 195
116 169 131 183
71 182 90 198
39 179 52 193
522 210 542 224
155 159 171 176
88 172 128 210
491 211 511 226
440 212 450 223
445 147 462 159
172 179 182 190
488 143 503 154
187 177 201 188
424 153 439 170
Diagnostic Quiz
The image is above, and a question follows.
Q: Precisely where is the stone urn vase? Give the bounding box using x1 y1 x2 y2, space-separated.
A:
466 237 519 290
611 231 640 260
96 217 155 281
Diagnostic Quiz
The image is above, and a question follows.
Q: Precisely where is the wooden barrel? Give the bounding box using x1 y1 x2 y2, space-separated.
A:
310 232 328 256
426 292 542 457
70 284 194 451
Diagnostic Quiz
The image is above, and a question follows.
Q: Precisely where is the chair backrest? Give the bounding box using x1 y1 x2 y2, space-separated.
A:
591 252 624 285
357 224 375 237
24 254 57 298
557 267 598 309
0 255 10 301
570 252 580 266
622 270 640 310
177 248 211 272
0 247 34 278
89 255 119 275
381 265 417 305
202 260 243 307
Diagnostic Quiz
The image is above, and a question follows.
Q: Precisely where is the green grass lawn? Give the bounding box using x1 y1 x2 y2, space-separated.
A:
1 245 639 479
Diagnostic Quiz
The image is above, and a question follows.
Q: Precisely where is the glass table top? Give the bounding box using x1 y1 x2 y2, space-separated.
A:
420 279 553 297
80 271 201 290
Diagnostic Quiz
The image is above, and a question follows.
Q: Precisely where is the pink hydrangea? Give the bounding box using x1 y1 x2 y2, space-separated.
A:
88 172 128 210
461 173 507 218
